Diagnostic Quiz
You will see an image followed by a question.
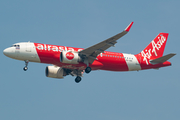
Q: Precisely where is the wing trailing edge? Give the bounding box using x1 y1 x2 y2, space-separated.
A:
79 22 134 64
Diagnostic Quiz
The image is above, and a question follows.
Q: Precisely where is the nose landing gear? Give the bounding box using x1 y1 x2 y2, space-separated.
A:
23 60 29 71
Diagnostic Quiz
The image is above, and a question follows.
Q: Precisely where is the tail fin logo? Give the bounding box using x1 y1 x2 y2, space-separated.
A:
152 35 166 56
141 34 167 65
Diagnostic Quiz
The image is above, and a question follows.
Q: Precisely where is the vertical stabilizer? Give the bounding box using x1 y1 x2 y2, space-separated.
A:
139 33 169 64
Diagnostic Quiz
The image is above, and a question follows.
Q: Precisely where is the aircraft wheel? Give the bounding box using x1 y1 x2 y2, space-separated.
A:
23 60 29 71
85 67 91 73
23 67 28 71
75 76 81 83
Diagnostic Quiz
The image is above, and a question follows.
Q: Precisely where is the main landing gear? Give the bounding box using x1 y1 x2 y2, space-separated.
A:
75 76 82 83
74 67 91 83
84 59 91 74
23 60 29 71
85 67 91 73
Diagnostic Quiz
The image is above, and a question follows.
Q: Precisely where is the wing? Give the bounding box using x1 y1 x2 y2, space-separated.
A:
79 22 134 64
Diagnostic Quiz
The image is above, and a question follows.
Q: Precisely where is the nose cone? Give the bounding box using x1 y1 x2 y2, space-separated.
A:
3 48 14 58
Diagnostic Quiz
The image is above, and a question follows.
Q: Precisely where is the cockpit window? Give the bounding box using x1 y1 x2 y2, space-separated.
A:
12 45 20 47
12 44 20 49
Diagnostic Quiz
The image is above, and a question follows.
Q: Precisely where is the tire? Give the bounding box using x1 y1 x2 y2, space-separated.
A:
23 67 28 71
85 67 91 73
75 76 81 83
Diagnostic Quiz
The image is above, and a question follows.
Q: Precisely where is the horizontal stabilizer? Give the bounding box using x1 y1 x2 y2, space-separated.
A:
150 53 176 64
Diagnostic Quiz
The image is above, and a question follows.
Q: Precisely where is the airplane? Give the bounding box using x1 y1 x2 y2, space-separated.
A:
3 22 176 83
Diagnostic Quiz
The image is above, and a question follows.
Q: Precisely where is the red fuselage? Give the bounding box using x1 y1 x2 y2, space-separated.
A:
34 43 171 71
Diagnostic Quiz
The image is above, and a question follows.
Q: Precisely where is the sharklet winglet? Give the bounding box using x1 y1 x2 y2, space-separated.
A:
125 22 134 32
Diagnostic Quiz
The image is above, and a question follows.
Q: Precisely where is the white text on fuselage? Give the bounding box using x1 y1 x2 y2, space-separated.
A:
36 44 83 52
141 35 166 65
36 44 103 57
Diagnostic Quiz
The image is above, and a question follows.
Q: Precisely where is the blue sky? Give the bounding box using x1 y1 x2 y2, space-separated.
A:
0 0 180 120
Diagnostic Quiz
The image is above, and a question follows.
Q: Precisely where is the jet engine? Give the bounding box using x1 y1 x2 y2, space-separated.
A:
60 51 82 64
45 66 66 79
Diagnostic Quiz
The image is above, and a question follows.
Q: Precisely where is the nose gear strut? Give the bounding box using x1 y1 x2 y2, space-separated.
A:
23 60 29 71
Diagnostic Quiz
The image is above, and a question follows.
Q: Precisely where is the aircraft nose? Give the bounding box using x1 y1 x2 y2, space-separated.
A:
3 48 13 57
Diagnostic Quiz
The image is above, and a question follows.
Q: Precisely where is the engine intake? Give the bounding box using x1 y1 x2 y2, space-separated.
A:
60 51 82 64
45 66 66 79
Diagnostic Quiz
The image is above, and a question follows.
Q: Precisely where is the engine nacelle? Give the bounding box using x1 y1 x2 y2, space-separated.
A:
60 51 82 64
45 66 66 79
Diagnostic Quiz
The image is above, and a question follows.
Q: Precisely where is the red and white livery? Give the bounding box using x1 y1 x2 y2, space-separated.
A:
3 22 176 83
